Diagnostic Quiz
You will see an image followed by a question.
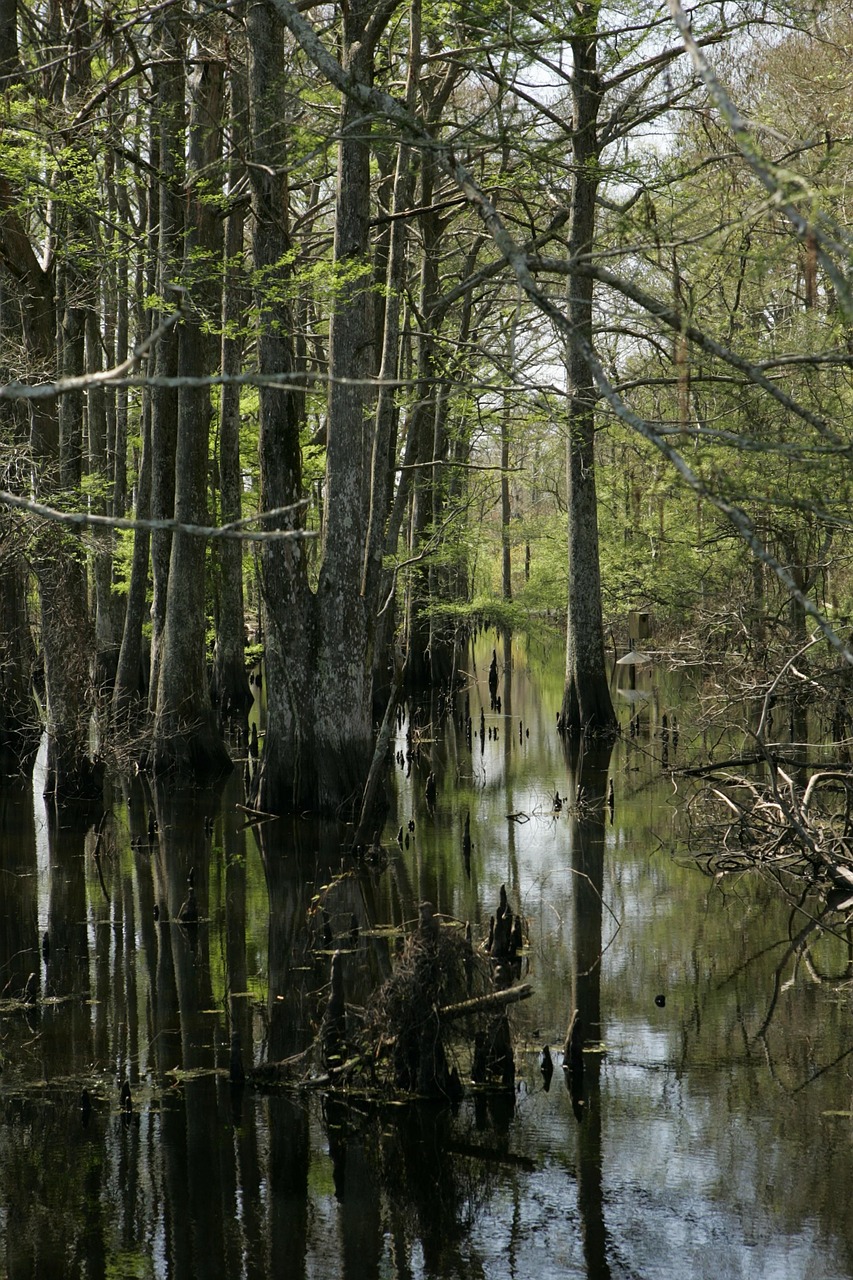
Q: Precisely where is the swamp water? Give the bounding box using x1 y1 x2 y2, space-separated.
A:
1 636 852 1279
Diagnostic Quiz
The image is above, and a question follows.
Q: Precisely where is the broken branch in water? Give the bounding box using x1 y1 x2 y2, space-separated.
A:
438 984 533 1022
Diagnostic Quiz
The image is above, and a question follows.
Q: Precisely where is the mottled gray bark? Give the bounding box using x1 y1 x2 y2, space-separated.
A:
253 0 403 816
404 144 442 691
147 9 184 711
0 558 37 775
39 259 98 798
559 12 616 739
401 56 467 692
213 40 252 716
112 156 156 729
248 0 313 813
150 55 230 780
86 308 119 690
0 0 18 83
311 5 378 807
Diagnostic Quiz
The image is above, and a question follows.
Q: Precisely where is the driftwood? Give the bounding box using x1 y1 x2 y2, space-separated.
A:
251 888 532 1099
438 983 533 1023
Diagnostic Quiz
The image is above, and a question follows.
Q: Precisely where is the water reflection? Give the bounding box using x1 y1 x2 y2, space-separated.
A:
1 641 853 1277
564 739 613 1280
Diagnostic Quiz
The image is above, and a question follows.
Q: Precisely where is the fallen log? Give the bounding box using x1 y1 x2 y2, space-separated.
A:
438 983 533 1023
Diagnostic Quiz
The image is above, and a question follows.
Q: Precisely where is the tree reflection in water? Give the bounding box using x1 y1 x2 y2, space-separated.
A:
3 646 853 1276
564 737 614 1280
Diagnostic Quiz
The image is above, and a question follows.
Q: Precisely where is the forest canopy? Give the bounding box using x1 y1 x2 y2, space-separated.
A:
1 0 852 808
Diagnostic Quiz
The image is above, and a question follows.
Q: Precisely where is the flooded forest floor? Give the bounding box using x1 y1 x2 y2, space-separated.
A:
1 634 853 1279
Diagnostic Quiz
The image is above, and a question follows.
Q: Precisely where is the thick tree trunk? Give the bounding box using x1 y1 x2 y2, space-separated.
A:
0 0 19 83
401 75 471 691
559 12 616 739
365 94 417 716
251 0 405 816
39 262 100 798
311 18 378 809
247 0 314 814
1 175 101 796
150 56 230 781
39 545 103 799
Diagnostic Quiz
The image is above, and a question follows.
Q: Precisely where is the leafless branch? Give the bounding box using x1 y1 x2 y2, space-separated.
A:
0 490 316 542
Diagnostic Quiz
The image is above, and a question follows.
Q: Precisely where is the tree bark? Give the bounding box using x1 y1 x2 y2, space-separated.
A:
252 0 401 816
86 307 119 691
150 53 230 780
39 257 99 797
147 8 184 711
247 0 313 813
0 277 39 776
559 8 617 739
213 35 252 716
112 394 152 728
310 3 379 809
112 152 156 730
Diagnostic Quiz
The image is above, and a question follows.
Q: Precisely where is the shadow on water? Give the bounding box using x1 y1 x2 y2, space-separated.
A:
3 639 853 1276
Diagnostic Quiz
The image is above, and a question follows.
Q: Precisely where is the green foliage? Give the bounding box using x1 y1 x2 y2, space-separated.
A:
110 529 137 599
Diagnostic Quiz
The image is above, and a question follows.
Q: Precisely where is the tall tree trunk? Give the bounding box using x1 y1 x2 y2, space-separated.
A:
0 277 39 776
1 169 99 795
148 9 184 711
404 146 442 690
254 0 401 815
150 51 230 779
0 0 18 83
501 296 518 605
86 307 119 691
401 58 467 691
112 394 152 727
247 0 313 814
559 7 616 739
213 35 252 716
311 5 378 808
112 154 156 729
363 2 419 714
39 251 99 798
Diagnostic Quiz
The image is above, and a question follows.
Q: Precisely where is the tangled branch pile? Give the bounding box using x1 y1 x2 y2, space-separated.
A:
688 762 853 912
252 891 532 1099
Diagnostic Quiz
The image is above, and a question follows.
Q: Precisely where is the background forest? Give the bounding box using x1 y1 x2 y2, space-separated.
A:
2 0 853 814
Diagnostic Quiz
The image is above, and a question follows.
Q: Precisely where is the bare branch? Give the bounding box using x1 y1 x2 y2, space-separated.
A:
0 490 316 542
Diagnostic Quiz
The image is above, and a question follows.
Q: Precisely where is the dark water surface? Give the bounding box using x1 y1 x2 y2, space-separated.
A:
1 637 852 1279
